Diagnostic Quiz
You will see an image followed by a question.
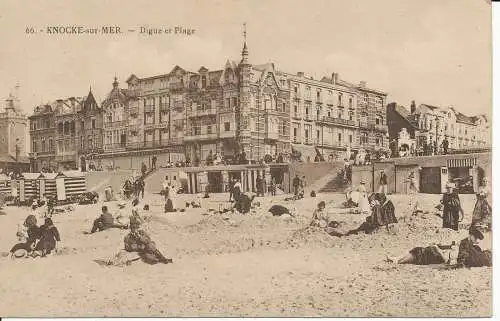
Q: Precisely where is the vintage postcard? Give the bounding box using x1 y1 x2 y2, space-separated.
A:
0 0 493 317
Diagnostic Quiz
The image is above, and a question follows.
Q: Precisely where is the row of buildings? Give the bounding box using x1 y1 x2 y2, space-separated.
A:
25 40 491 171
387 101 490 156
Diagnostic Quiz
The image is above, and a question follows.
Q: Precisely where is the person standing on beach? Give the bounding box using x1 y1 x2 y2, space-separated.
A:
441 182 463 231
471 177 491 230
378 170 388 195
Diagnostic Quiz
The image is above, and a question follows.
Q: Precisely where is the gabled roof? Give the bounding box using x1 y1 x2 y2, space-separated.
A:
388 104 420 130
455 112 476 125
126 74 139 84
198 66 208 72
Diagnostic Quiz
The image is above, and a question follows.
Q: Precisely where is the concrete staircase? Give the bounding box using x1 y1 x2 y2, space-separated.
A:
318 167 350 193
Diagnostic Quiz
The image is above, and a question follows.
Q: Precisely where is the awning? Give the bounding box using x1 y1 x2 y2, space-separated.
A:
447 158 476 168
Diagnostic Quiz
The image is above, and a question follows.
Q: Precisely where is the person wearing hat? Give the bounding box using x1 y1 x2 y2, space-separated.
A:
10 215 41 258
440 182 463 231
472 177 491 230
378 170 388 195
356 180 370 215
457 226 492 268
34 217 61 257
124 216 172 265
310 201 330 228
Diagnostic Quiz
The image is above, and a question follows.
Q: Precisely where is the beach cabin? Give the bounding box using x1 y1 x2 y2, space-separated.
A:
0 174 11 197
39 172 63 199
19 172 42 202
61 171 87 200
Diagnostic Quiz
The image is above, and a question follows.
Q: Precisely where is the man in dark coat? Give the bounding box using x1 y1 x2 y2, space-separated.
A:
292 175 300 197
91 206 127 233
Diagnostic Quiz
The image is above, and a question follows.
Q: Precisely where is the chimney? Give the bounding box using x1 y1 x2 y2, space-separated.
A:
297 72 304 77
332 73 338 85
359 81 366 88
410 100 416 114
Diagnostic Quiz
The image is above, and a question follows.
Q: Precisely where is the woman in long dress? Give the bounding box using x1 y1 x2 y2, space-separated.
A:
357 181 371 215
441 182 463 231
471 177 491 230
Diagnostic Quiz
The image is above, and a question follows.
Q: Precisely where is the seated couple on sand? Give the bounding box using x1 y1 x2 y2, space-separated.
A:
310 194 397 237
386 226 491 268
90 206 128 233
10 215 61 258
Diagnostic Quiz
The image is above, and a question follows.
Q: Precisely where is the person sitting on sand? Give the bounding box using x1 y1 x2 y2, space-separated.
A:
123 216 172 265
456 226 492 268
310 201 330 228
234 192 255 214
371 193 397 229
90 206 128 233
33 218 61 257
10 215 40 258
268 204 296 217
343 216 378 236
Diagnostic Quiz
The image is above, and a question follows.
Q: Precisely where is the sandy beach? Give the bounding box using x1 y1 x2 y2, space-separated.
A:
0 192 491 317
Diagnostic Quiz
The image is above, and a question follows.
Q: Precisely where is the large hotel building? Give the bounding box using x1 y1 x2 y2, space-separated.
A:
29 41 390 170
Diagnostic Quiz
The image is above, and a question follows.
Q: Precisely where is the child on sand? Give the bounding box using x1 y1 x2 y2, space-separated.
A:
123 216 172 265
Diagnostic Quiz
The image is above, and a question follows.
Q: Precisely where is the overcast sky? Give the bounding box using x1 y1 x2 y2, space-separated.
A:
0 0 492 119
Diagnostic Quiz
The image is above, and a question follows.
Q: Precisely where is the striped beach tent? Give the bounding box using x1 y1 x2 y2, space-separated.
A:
40 172 60 198
0 174 11 196
61 170 87 200
20 173 42 202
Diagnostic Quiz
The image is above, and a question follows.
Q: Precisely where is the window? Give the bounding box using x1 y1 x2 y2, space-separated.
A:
349 135 353 143
226 98 230 109
207 125 212 134
41 138 46 151
376 117 380 125
224 122 230 131
32 141 37 153
338 93 343 106
305 106 309 117
375 137 380 146
294 104 298 114
49 139 54 151
282 102 286 112
316 90 321 100
317 130 320 141
338 109 343 119
363 93 368 103
293 127 298 140
201 76 207 88
348 111 354 121
360 132 368 144
232 97 238 109
58 123 63 135
294 86 298 94
58 140 63 153
338 133 342 143
317 109 320 120
107 114 112 123
349 97 353 108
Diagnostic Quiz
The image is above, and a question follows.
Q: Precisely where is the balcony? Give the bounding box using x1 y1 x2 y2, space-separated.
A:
105 120 126 128
304 114 314 122
304 139 315 145
266 130 279 140
144 105 154 113
374 124 388 133
184 133 218 141
292 113 301 120
318 116 357 128
169 83 184 92
29 150 56 158
220 130 237 139
159 104 169 112
189 108 217 118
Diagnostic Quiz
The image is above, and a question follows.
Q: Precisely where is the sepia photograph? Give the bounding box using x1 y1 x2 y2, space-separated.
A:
0 0 493 317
